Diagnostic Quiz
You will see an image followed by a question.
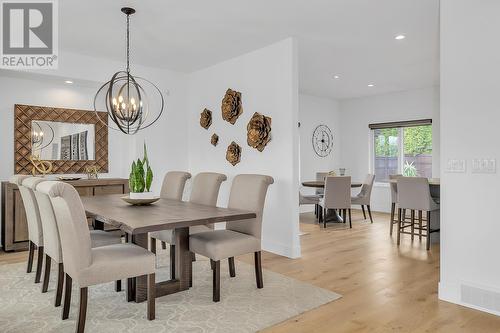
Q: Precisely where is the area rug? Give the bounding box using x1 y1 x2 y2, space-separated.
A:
0 250 341 333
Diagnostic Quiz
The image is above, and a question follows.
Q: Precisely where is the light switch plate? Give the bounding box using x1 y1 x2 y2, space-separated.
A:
445 159 466 173
472 158 496 174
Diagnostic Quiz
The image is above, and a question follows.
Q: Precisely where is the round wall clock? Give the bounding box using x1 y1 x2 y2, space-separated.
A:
312 125 333 157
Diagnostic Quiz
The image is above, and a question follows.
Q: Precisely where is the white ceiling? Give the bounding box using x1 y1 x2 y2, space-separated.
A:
60 0 439 100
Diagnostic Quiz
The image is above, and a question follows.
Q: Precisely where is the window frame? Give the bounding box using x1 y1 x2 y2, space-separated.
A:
370 121 433 184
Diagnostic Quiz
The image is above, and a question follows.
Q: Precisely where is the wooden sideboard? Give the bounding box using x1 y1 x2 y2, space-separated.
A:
1 178 129 252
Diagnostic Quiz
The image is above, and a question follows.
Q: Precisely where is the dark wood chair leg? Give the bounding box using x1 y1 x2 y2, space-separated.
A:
161 241 167 250
42 254 51 293
76 287 88 333
361 205 367 219
27 241 35 273
189 252 193 287
348 209 352 229
147 273 155 320
426 211 431 251
397 208 402 246
255 251 264 289
115 280 122 292
343 209 347 224
367 205 374 223
390 203 396 235
55 263 64 307
228 257 236 277
418 210 423 241
150 237 157 254
62 274 72 320
127 278 135 302
35 246 44 283
213 260 220 302
323 208 327 228
170 245 176 279
411 210 415 241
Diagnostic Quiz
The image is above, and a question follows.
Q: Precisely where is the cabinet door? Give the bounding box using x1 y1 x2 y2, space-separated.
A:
94 185 124 195
76 186 94 197
13 190 29 242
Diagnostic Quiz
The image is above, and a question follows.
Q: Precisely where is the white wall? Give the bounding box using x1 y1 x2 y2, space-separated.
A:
0 53 189 246
439 0 500 316
299 94 341 212
339 86 440 212
187 38 301 258
0 51 189 193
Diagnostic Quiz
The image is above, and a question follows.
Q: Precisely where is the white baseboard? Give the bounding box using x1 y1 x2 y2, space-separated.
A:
439 281 500 317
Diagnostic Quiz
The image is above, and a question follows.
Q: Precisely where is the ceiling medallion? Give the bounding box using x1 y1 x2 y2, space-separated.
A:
94 7 164 135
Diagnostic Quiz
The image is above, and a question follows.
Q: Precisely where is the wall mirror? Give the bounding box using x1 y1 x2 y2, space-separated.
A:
15 104 109 174
31 121 96 161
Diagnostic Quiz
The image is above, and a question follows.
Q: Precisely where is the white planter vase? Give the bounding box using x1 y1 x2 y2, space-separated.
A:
129 192 155 200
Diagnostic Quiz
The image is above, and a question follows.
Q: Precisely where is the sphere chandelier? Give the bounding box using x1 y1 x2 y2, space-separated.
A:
94 7 164 135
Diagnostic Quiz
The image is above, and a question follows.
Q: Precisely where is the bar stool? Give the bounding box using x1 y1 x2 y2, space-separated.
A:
396 177 440 250
389 174 402 235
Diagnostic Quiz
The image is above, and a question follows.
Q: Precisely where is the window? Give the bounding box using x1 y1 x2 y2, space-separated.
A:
370 120 432 183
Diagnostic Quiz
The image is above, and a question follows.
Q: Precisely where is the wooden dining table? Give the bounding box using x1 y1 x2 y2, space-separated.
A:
82 194 256 303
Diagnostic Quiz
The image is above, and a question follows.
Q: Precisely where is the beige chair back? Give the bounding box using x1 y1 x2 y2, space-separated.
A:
389 174 403 204
397 177 433 211
356 174 376 205
189 172 227 206
323 176 351 209
36 181 92 278
315 172 328 195
160 171 192 200
10 175 43 246
24 177 63 263
226 174 274 239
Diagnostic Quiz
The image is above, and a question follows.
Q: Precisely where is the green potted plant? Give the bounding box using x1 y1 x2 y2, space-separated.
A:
129 143 154 199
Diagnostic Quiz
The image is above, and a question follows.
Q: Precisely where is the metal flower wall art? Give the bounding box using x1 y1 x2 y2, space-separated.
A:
247 112 272 152
200 108 212 129
221 88 243 124
211 133 219 146
226 141 241 166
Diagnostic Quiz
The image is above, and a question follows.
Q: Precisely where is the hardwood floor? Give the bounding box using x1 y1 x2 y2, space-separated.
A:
2 210 500 332
239 210 500 333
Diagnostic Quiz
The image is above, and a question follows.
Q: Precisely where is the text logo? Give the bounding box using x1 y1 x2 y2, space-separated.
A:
1 0 58 69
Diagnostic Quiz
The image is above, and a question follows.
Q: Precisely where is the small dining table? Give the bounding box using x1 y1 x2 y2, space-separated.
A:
82 194 256 303
301 180 363 223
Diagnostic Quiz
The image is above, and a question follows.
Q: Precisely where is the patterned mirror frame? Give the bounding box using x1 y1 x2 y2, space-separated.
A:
14 104 109 174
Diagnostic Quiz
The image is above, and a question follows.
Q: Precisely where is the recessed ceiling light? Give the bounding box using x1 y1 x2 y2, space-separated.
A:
333 75 340 79
368 84 375 87
64 80 73 84
395 34 406 40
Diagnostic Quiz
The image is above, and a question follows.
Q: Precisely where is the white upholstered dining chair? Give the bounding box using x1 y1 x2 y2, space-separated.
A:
37 181 156 333
23 177 123 308
319 176 352 228
396 177 440 250
9 175 44 283
150 172 227 279
189 174 274 302
156 171 192 251
351 174 375 223
159 171 192 201
389 174 403 235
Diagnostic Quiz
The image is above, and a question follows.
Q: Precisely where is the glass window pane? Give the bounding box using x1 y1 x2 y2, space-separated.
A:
403 125 432 178
373 128 399 182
